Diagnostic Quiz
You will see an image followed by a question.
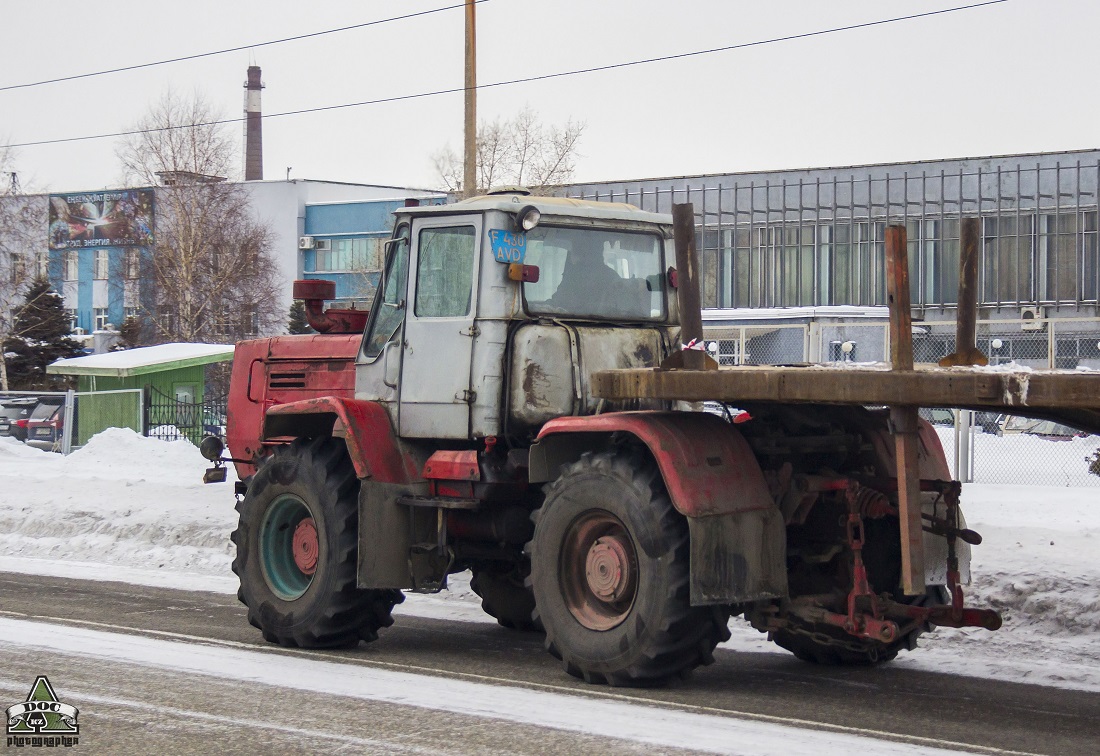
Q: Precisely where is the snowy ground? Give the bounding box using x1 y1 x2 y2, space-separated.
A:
0 429 1097 694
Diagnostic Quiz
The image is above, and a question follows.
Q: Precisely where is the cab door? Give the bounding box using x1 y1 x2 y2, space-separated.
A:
399 215 481 439
356 223 411 417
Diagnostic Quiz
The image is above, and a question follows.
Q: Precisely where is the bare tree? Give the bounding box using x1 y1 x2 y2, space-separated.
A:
0 146 49 391
433 106 585 195
115 91 282 344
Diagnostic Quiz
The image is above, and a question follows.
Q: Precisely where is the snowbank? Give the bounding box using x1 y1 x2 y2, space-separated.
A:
0 429 237 574
0 429 1097 693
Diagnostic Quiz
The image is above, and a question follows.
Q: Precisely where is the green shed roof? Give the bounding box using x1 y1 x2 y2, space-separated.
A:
47 343 234 378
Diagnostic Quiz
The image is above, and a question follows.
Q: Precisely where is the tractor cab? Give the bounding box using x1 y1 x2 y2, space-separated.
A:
354 191 679 441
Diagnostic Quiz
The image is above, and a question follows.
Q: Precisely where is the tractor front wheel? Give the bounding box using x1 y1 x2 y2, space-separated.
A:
231 436 402 648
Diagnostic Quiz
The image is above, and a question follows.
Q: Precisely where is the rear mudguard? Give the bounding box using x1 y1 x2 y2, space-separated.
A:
530 411 772 516
530 411 787 604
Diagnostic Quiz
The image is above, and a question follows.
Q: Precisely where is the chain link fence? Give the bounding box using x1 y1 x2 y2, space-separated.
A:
701 315 1100 486
927 414 1100 487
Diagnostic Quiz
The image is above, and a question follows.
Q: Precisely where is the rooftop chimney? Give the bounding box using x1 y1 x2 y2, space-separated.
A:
243 65 264 181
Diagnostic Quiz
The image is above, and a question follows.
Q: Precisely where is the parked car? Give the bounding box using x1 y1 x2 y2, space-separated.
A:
25 397 66 452
0 398 37 442
996 414 1091 440
974 411 1002 434
918 407 956 426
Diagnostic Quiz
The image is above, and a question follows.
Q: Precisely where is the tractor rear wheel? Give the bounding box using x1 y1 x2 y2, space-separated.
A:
231 436 402 647
470 566 541 631
528 450 731 686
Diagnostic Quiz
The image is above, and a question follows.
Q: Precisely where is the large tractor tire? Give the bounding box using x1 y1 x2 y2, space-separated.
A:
528 450 731 686
470 566 542 632
231 436 403 648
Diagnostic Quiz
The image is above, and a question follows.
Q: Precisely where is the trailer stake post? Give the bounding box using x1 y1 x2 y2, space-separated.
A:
939 217 988 366
666 203 716 371
885 224 925 595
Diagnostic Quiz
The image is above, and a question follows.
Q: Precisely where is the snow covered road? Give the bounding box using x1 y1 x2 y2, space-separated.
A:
0 615 973 756
1 430 1099 753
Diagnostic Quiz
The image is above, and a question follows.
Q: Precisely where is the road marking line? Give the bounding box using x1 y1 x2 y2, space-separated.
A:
0 678 446 754
0 616 1027 756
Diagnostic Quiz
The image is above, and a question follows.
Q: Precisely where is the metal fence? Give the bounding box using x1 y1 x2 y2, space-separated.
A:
145 387 227 446
702 315 1100 369
933 415 1099 488
700 315 1100 486
0 389 142 454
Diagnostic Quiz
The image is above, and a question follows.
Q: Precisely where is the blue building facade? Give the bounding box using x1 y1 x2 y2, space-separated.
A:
36 183 445 337
299 197 445 307
45 189 155 334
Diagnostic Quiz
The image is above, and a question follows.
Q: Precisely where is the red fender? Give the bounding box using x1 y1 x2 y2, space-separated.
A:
264 397 420 484
531 411 772 518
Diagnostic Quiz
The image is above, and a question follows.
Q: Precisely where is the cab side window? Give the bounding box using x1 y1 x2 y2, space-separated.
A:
414 226 476 318
362 225 411 359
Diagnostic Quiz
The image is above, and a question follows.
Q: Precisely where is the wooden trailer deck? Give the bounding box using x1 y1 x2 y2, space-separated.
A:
592 363 1100 435
630 208 1097 595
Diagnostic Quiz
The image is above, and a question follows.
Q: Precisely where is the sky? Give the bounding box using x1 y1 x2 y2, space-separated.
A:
1 0 1096 194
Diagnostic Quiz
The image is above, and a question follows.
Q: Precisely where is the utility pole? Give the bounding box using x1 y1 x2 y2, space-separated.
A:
463 0 477 198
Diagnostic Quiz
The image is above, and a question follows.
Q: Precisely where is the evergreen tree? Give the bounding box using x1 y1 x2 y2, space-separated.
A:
288 300 313 335
111 315 147 351
2 276 83 389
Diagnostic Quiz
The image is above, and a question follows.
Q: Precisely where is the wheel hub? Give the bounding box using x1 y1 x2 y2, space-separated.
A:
259 494 317 601
560 511 638 631
585 535 634 602
292 517 318 575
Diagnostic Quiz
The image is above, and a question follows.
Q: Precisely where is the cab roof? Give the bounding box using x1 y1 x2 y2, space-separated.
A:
394 191 673 227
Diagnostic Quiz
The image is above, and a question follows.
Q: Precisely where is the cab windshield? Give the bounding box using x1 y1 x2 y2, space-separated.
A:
522 227 665 321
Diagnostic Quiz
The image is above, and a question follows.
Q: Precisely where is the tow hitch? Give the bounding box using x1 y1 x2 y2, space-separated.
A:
761 478 1002 646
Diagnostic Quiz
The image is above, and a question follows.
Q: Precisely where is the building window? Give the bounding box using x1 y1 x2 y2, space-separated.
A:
64 251 79 281
94 308 109 331
1082 211 1098 302
982 215 1034 306
9 253 24 284
241 305 259 337
124 249 141 280
36 254 48 278
1036 211 1095 303
94 249 109 280
314 237 383 272
124 306 139 320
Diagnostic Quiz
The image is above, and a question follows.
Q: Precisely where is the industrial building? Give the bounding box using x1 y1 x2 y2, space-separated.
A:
25 180 442 338
563 149 1100 369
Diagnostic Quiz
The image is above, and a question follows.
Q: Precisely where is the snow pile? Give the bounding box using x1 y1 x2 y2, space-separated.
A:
0 429 1098 692
0 430 237 575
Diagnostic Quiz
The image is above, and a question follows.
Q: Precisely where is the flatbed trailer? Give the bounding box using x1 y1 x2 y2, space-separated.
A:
594 211 1100 599
593 363 1100 435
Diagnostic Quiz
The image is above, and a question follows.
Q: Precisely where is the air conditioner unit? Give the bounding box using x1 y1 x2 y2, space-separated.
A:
298 236 315 250
314 239 331 252
73 327 86 336
1020 306 1045 331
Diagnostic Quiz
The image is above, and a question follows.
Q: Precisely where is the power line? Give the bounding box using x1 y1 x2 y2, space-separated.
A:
7 1 1008 150
0 1 488 93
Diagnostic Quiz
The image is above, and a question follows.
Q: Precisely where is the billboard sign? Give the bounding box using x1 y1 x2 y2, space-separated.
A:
48 189 154 249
